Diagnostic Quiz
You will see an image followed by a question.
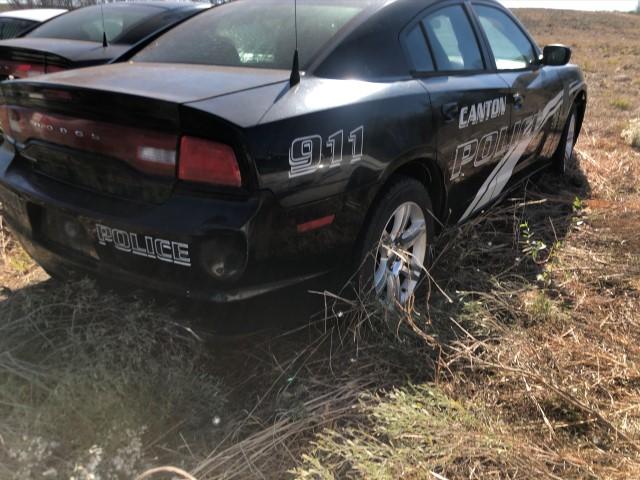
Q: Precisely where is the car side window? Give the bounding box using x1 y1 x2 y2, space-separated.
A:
474 5 537 70
405 25 435 72
422 5 484 72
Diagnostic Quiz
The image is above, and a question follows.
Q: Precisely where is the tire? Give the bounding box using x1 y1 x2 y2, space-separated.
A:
356 176 435 307
554 105 578 174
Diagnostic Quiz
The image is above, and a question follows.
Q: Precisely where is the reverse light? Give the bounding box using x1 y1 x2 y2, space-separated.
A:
138 146 174 162
178 136 241 188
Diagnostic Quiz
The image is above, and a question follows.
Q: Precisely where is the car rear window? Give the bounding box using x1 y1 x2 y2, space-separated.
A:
0 18 37 39
133 0 367 70
27 5 164 44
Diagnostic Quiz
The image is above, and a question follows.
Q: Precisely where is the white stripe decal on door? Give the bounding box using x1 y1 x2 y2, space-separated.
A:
458 90 565 222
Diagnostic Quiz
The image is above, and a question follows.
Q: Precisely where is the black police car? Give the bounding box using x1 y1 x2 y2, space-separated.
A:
0 2 209 81
0 0 586 305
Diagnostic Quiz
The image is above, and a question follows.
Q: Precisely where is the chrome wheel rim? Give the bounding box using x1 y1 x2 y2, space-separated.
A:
564 113 576 172
373 201 427 305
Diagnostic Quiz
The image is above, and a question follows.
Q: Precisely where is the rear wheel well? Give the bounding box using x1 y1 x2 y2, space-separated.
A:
392 160 447 228
350 159 447 267
574 90 587 138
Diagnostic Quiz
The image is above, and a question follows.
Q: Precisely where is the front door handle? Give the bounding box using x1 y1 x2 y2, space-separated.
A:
513 93 524 110
442 102 460 123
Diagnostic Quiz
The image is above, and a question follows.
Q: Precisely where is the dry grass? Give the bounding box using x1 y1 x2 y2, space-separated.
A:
0 276 227 479
622 118 640 148
1 8 640 480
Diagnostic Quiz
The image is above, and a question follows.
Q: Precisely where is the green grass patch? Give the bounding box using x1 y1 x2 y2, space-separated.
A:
293 384 535 479
611 98 633 111
6 245 35 273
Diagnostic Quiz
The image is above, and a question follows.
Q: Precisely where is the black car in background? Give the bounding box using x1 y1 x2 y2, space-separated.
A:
0 0 586 306
0 9 67 40
0 2 209 80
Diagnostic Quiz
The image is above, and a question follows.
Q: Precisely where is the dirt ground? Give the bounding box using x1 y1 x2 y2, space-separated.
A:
1 8 640 480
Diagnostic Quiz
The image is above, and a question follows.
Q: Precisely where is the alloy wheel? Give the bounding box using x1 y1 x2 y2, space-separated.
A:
373 201 427 305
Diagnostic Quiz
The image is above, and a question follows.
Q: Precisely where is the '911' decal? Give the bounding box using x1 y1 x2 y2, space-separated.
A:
289 126 364 178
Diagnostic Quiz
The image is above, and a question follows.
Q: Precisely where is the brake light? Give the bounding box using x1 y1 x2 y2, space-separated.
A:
6 62 46 78
3 106 177 176
178 136 241 188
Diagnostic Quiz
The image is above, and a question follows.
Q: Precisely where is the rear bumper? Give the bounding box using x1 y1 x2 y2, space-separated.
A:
0 146 351 302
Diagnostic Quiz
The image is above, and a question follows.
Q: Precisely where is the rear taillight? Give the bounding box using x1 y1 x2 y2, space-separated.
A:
2 106 177 176
15 64 33 74
178 136 241 188
8 63 46 78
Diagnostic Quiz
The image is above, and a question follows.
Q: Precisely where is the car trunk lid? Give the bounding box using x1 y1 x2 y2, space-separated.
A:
0 39 129 79
30 62 290 103
0 64 288 202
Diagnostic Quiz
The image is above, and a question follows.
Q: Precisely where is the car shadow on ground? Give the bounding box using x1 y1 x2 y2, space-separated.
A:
424 161 591 341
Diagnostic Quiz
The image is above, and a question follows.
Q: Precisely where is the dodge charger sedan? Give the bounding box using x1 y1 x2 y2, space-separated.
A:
0 0 586 306
0 2 209 80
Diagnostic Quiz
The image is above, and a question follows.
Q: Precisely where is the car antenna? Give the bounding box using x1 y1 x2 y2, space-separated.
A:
100 0 108 48
289 0 300 87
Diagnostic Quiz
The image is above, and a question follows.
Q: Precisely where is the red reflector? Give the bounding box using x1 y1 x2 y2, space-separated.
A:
297 215 336 233
178 136 241 187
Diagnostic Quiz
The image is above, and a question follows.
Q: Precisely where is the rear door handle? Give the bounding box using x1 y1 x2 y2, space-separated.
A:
513 93 524 110
442 102 460 123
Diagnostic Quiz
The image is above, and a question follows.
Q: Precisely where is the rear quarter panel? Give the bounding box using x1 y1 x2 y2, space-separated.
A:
192 76 437 273
246 77 435 209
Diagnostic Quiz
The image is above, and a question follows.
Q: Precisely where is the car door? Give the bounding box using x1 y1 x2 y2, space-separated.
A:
403 1 512 222
472 2 564 175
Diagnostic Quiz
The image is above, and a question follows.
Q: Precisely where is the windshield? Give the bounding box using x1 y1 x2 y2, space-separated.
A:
27 4 164 44
133 0 368 70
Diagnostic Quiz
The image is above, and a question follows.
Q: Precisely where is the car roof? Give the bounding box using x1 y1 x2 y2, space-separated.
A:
309 0 506 79
0 8 67 22
92 1 211 11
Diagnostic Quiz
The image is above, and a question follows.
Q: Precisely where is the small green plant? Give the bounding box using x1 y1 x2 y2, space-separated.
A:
519 221 547 262
7 246 34 273
611 98 633 111
528 290 554 324
572 196 584 212
622 118 640 149
525 289 567 326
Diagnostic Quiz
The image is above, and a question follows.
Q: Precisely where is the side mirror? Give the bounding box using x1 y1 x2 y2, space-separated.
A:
542 45 572 66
